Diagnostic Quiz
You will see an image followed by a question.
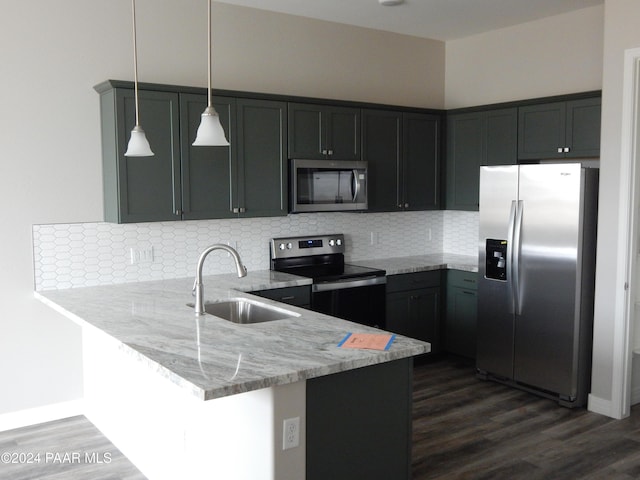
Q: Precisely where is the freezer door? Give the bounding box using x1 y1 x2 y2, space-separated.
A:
477 166 519 379
514 164 583 397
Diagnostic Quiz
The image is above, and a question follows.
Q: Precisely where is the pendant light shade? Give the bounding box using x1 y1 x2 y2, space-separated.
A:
125 125 154 156
193 0 230 147
125 0 154 157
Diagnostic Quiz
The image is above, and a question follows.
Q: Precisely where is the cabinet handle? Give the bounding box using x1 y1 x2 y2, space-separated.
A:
327 149 334 155
557 147 563 153
405 203 409 208
463 278 475 283
322 149 328 155
462 290 476 295
175 209 182 216
280 296 295 301
239 207 246 213
564 147 570 153
232 207 239 214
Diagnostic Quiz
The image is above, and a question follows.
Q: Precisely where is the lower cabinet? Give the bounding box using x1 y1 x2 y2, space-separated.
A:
249 285 310 309
386 271 441 354
307 358 413 480
444 270 478 359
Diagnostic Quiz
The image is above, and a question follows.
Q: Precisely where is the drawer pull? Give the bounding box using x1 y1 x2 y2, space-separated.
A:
281 296 295 301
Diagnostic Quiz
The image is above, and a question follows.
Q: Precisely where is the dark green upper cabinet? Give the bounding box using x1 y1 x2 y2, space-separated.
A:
97 81 287 223
235 98 288 217
362 110 441 212
287 103 360 160
402 113 441 210
179 95 287 219
361 109 402 211
446 108 517 210
180 94 236 220
100 87 181 223
518 96 601 160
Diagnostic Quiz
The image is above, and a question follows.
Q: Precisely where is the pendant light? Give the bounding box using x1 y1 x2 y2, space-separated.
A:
193 0 229 146
124 0 154 157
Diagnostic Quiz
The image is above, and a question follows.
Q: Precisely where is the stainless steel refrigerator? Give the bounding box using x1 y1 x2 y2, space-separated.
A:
477 163 598 407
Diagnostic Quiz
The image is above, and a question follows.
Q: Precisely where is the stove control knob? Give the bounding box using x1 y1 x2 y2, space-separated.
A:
336 238 342 246
329 239 335 247
278 243 286 250
287 242 293 249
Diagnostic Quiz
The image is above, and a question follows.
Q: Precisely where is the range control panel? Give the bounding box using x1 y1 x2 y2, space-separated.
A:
270 234 345 259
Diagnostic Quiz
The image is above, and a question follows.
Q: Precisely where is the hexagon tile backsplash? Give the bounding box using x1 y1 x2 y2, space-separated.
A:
32 211 478 290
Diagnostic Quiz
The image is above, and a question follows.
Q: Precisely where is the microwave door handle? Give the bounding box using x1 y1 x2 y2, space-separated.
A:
352 170 359 202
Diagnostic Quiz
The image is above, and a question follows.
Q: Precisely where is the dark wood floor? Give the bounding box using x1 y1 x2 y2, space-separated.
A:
2 355 640 479
412 355 640 480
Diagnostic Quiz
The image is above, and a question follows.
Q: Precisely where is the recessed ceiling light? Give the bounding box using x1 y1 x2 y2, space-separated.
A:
379 0 404 5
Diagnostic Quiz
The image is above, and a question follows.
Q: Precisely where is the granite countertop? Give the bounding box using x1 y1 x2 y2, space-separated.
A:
355 253 478 275
35 270 429 402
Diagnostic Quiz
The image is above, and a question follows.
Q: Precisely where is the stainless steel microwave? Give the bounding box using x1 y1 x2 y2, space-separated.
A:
290 159 368 213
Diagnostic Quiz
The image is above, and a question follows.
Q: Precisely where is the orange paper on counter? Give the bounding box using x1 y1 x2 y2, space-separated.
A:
338 332 396 351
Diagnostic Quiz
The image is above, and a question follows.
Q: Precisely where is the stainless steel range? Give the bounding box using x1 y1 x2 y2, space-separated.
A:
270 234 386 328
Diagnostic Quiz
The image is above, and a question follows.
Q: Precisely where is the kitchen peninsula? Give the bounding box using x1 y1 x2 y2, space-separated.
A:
35 270 429 480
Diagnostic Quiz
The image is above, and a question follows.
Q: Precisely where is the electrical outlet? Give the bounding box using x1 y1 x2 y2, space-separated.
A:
370 232 379 245
129 246 154 265
282 417 300 450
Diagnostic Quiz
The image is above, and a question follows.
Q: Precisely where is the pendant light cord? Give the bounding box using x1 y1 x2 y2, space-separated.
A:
131 0 141 127
207 0 212 108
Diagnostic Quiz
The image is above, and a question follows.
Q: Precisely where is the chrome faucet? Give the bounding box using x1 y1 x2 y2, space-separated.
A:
193 244 247 315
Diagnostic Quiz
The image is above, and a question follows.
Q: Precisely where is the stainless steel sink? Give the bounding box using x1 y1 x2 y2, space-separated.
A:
187 298 300 324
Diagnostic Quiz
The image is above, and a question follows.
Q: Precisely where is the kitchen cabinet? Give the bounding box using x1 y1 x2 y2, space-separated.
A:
97 81 287 223
386 271 441 353
518 97 601 160
180 94 288 219
307 358 412 480
446 108 517 210
287 102 360 160
249 285 310 309
362 109 442 211
444 270 478 359
99 87 181 223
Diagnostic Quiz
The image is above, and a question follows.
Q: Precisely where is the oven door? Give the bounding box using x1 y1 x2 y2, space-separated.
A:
311 276 386 329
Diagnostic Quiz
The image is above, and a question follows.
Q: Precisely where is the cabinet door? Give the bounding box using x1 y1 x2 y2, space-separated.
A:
106 89 181 223
236 98 288 217
326 106 360 160
402 113 441 210
407 287 441 353
446 112 483 210
485 108 518 166
287 103 324 159
361 109 402 211
518 102 566 160
566 97 601 158
445 270 478 359
387 286 441 352
179 93 236 220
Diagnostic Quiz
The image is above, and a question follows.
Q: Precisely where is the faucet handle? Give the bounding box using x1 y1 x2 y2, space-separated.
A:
192 277 198 296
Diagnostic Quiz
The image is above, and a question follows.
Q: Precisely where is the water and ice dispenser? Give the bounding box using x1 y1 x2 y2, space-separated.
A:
485 239 507 281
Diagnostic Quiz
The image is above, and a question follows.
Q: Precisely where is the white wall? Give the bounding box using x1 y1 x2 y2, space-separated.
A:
445 5 604 108
0 1 444 417
589 0 640 417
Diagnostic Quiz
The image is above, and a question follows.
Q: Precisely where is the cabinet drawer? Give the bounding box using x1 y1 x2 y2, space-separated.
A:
387 271 440 293
447 270 478 291
251 286 311 307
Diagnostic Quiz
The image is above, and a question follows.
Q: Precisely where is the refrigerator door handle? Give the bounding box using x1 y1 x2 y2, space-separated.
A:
513 200 524 315
506 200 517 314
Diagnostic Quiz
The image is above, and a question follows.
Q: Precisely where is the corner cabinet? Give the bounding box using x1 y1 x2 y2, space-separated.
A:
446 108 517 210
362 110 442 212
97 81 287 223
518 96 601 160
386 271 441 354
287 103 360 160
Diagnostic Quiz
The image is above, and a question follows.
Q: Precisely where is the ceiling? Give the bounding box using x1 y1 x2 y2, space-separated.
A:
214 0 603 41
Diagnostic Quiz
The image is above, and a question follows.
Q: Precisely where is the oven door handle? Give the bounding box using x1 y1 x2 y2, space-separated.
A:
312 275 386 293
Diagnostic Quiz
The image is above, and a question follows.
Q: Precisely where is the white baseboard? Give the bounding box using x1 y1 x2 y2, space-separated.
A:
0 399 84 432
587 393 617 418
